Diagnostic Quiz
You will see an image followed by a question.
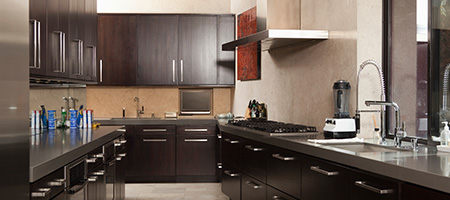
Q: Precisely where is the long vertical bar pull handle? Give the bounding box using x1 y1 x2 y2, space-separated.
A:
172 60 176 82
100 59 103 82
180 59 184 82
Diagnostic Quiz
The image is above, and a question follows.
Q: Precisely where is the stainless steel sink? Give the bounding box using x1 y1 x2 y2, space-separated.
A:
327 143 411 153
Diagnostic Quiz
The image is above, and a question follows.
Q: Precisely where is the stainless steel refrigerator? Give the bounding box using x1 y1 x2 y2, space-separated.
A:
0 0 30 199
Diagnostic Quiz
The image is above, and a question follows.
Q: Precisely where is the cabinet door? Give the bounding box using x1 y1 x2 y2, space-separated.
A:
47 0 70 78
222 165 241 200
267 146 302 199
178 15 217 85
115 147 126 200
83 0 97 81
98 15 137 85
222 132 242 170
217 15 235 85
241 139 267 182
401 183 450 200
351 171 399 200
68 0 86 80
242 174 266 200
176 135 217 176
124 126 140 179
29 0 47 76
137 15 178 85
140 134 176 177
302 156 351 200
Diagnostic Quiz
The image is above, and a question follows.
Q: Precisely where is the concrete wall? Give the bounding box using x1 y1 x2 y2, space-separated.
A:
230 0 383 138
98 0 231 14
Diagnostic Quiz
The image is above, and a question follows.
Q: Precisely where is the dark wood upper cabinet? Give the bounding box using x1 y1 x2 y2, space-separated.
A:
83 0 97 81
137 15 179 85
29 0 47 76
217 15 235 85
30 0 97 82
46 0 70 78
97 15 137 85
68 0 86 80
178 15 218 85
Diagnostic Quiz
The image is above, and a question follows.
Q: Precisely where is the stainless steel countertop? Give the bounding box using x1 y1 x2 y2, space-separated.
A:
218 124 450 194
95 118 218 126
29 126 124 183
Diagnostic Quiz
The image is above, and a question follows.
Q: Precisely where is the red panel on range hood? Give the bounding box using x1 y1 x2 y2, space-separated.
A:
237 7 261 81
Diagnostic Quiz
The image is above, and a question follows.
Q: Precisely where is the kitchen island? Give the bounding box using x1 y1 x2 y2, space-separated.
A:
30 126 124 183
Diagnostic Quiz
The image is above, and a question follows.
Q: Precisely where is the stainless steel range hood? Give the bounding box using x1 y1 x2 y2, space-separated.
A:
222 29 328 51
222 0 329 51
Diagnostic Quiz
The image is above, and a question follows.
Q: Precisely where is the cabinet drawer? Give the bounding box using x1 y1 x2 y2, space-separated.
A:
86 146 104 172
176 135 217 176
221 165 241 200
401 183 450 200
302 156 351 200
137 125 175 135
267 186 297 200
176 125 216 135
267 147 302 199
242 174 266 200
351 170 399 200
30 167 65 200
222 132 242 170
241 139 267 182
140 134 176 177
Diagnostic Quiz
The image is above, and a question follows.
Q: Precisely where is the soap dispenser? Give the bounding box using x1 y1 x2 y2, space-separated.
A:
440 122 450 146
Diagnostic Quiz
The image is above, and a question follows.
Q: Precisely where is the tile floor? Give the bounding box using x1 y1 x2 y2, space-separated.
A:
125 183 230 200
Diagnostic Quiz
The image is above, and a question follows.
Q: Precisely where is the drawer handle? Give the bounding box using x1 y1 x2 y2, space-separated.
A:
273 196 286 200
245 145 263 152
114 140 127 146
116 129 126 132
224 138 239 144
88 176 98 182
48 179 65 187
184 139 208 142
245 181 263 189
143 139 167 142
31 188 51 198
272 154 295 161
184 128 208 132
92 170 105 176
310 166 339 176
92 153 104 158
224 170 240 177
143 129 167 132
217 134 222 139
86 157 98 163
116 153 127 157
355 181 394 194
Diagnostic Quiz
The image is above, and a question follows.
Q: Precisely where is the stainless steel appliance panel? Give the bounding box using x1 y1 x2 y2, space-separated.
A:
0 0 30 199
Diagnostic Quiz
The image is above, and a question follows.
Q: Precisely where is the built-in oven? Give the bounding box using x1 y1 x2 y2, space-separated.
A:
65 155 88 200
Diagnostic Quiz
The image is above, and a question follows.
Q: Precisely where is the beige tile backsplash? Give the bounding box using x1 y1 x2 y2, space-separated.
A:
86 86 232 118
30 88 87 119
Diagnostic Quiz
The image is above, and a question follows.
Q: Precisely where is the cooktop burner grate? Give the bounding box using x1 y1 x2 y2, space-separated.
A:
228 119 317 134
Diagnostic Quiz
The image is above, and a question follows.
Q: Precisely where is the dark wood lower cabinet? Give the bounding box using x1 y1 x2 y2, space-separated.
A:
301 156 351 200
267 186 297 200
241 174 266 200
267 147 302 199
351 171 399 200
401 183 450 200
176 135 217 176
221 165 241 200
241 139 267 182
140 134 176 178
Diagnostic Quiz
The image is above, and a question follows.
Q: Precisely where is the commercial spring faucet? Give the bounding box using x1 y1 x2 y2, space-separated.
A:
134 97 144 118
356 59 387 141
365 101 406 148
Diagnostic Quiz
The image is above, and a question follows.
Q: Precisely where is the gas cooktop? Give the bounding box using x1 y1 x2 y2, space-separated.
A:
228 119 318 137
